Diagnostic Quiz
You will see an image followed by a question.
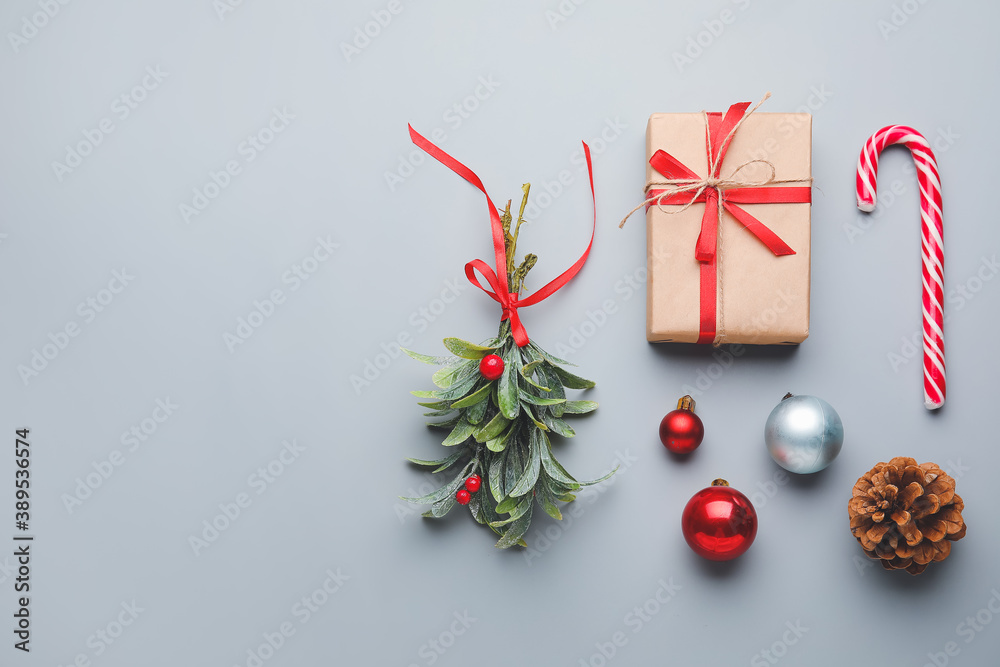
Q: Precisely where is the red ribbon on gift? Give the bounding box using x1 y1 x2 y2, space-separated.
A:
409 125 596 347
645 101 811 344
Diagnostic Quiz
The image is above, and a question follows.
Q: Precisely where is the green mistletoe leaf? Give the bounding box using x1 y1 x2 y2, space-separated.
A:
505 437 524 490
538 431 579 489
467 491 488 524
402 348 452 365
543 414 576 438
491 496 533 528
521 404 548 431
494 494 521 515
498 347 520 420
480 489 504 529
417 400 452 410
562 400 599 414
442 417 476 446
432 359 477 389
494 504 533 549
550 365 596 390
437 373 479 400
426 417 459 429
535 476 564 520
400 466 471 504
489 449 507 502
405 451 466 473
449 383 491 409
411 390 441 399
521 359 545 375
528 342 575 367
465 395 490 425
579 467 619 487
536 366 566 401
519 359 551 391
422 494 457 518
474 412 509 442
443 337 498 359
485 427 513 453
520 393 566 407
507 431 541 497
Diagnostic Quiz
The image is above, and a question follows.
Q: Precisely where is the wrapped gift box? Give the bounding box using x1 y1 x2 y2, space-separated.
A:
645 106 812 344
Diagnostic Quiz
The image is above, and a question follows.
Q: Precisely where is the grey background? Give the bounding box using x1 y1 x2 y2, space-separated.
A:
1 1 998 666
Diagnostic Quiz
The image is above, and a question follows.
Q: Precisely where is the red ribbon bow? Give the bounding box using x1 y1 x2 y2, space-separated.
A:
409 125 596 347
646 102 811 344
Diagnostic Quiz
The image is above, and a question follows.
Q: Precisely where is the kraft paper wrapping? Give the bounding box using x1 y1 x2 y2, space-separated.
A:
645 112 812 344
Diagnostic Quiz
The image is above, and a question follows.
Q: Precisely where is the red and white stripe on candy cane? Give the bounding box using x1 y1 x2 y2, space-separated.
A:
856 125 945 410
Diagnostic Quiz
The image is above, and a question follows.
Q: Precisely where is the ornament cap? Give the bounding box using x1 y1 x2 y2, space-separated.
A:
711 478 729 487
677 395 696 411
782 392 794 401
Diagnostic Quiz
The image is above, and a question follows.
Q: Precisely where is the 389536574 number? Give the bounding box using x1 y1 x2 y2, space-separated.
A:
15 429 30 524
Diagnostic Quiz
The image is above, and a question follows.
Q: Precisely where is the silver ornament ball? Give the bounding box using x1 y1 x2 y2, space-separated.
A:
764 394 844 474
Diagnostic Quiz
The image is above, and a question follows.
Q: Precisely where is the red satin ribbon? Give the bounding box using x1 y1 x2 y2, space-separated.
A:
646 103 811 344
408 125 596 347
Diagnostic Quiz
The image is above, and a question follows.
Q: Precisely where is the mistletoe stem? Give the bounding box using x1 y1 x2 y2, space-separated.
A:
507 184 533 291
512 183 530 251
502 201 515 279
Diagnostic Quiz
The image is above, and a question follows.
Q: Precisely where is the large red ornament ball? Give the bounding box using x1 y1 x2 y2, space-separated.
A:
681 480 757 561
659 397 704 454
479 354 505 381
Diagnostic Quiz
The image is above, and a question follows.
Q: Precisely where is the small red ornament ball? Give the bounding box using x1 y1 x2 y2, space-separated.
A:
681 480 757 561
479 354 505 381
465 475 482 493
659 399 704 454
455 489 471 505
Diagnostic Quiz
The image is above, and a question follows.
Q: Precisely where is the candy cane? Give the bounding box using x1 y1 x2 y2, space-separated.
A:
856 125 945 409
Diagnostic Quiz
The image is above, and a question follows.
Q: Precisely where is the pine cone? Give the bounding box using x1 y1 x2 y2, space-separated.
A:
848 457 966 575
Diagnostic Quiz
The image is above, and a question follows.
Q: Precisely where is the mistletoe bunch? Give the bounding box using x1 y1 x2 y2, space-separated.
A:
401 188 613 548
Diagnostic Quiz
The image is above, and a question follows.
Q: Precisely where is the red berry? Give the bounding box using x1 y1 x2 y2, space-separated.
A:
455 489 471 505
465 475 482 493
479 354 505 381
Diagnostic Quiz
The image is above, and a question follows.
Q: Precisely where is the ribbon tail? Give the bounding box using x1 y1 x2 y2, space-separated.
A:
410 125 511 296
714 102 751 164
649 149 701 180
723 202 796 256
698 259 718 345
694 191 719 262
514 143 597 307
507 312 530 347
